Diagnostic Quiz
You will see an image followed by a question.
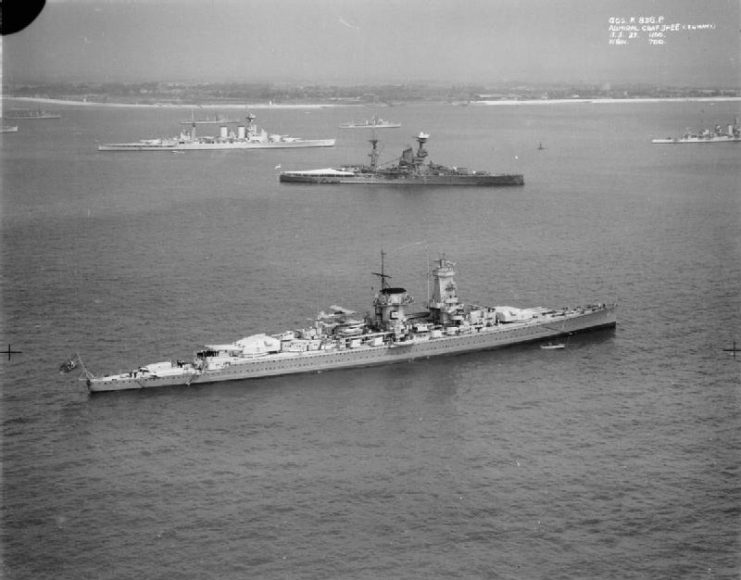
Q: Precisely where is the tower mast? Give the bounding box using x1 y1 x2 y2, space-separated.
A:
372 249 391 290
368 136 379 171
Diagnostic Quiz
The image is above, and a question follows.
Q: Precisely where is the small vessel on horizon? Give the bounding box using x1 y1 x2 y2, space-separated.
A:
0 125 19 133
98 114 335 151
652 119 741 144
279 132 524 186
178 112 241 125
77 253 615 393
339 115 401 129
2 108 61 120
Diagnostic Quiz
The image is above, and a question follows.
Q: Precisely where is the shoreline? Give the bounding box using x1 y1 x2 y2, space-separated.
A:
2 96 347 109
3 95 741 110
471 97 741 106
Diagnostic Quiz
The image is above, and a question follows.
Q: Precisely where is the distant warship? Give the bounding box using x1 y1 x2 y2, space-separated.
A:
98 114 335 151
652 119 741 144
279 132 524 186
3 108 60 120
339 115 401 129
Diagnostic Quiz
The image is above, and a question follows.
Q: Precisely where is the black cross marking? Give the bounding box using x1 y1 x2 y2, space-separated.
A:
2 344 22 360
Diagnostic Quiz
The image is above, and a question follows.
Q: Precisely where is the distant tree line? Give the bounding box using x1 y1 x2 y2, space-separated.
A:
6 81 739 104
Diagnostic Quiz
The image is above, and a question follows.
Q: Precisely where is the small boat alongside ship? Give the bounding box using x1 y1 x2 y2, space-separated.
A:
652 119 741 144
98 114 335 151
279 132 524 186
0 125 19 133
339 115 401 129
78 254 615 393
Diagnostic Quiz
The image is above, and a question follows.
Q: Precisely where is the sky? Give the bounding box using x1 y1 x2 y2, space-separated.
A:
2 0 739 87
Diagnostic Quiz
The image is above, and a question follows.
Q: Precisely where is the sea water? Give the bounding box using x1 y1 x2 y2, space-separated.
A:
2 100 739 579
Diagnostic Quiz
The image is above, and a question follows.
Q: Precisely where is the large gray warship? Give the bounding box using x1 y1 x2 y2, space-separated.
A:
279 132 524 186
80 254 615 393
98 114 335 151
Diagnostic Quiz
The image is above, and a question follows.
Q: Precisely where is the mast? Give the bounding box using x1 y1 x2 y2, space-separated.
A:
426 247 430 308
372 249 390 289
413 132 429 172
368 136 379 170
246 113 257 137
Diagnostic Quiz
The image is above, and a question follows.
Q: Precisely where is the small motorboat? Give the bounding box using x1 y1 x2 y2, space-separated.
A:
540 342 566 350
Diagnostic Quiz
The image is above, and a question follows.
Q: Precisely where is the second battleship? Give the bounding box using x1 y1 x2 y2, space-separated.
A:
279 132 524 186
98 114 335 151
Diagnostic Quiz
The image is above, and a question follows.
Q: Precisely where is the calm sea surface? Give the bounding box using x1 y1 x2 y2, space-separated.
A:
2 100 740 579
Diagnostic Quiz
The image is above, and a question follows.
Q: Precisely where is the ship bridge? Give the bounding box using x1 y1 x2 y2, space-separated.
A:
371 252 414 331
429 256 462 325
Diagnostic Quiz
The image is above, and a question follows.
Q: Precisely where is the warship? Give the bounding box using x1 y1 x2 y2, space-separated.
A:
3 108 60 120
279 132 524 186
79 254 615 393
98 114 335 151
651 119 741 144
339 115 401 129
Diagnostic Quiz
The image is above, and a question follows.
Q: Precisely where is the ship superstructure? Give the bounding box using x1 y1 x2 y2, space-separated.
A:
279 132 524 186
81 254 615 393
98 114 335 151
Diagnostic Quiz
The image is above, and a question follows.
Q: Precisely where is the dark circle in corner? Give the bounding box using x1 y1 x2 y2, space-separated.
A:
1 0 46 36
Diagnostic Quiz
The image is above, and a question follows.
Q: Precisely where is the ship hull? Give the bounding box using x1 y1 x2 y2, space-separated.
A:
651 137 741 144
3 114 60 120
98 139 336 151
87 305 615 393
279 173 525 186
339 124 402 129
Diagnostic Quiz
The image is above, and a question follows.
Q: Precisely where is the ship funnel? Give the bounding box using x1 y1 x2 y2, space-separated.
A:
237 125 246 139
220 126 228 139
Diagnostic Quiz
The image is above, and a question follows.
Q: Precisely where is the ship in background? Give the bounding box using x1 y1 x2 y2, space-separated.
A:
178 111 241 125
339 115 401 129
652 119 741 144
279 132 524 186
2 108 61 120
98 114 335 151
80 253 615 392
